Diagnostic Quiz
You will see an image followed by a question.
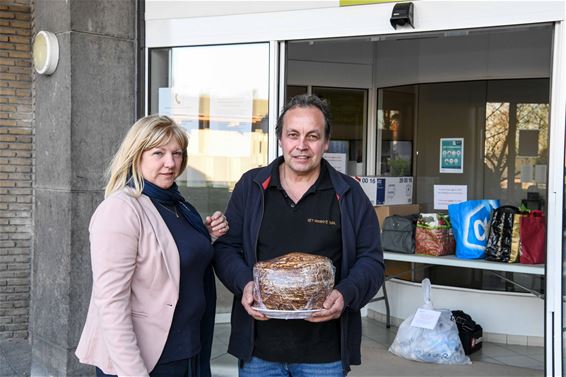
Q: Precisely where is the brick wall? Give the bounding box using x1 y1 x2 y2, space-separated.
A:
0 1 32 339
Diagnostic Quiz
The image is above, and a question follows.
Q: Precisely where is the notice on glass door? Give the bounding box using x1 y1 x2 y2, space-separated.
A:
434 185 467 210
439 138 464 173
324 153 347 174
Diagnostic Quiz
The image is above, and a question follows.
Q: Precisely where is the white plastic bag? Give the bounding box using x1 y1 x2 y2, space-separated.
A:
388 279 471 365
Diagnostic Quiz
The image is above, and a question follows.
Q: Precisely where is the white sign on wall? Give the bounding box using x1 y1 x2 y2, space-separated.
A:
434 185 467 210
324 153 347 174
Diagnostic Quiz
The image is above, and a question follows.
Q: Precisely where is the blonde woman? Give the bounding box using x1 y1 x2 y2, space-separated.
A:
76 115 228 377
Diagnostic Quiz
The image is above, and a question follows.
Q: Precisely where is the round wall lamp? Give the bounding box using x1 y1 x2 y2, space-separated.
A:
32 31 59 75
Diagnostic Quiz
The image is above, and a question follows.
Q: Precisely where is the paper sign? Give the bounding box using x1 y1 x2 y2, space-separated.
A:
434 185 467 210
520 165 534 183
410 308 442 330
439 138 464 173
158 88 172 116
324 153 347 174
158 87 200 132
209 92 253 133
534 164 547 183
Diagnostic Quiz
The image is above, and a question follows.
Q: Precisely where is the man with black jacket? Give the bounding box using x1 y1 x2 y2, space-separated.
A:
214 94 384 376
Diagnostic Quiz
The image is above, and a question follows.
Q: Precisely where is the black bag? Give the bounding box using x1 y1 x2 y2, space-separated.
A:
452 310 483 355
381 214 417 254
485 205 520 262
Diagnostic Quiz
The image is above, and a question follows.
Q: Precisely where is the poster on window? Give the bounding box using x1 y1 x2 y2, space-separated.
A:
439 138 464 173
158 87 200 133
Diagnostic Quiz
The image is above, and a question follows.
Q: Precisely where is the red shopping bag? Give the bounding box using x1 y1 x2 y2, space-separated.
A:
519 210 545 264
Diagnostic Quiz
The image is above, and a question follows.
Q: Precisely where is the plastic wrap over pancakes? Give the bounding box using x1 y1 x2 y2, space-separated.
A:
253 252 335 311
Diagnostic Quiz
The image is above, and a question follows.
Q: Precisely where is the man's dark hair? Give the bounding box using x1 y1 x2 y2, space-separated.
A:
275 94 332 140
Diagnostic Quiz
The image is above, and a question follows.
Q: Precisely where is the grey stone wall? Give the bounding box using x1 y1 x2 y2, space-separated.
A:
31 0 137 375
0 1 32 340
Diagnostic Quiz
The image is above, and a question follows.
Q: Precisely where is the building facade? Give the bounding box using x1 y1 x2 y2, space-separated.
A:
1 1 564 376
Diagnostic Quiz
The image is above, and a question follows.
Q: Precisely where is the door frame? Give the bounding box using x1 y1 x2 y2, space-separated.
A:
144 2 566 373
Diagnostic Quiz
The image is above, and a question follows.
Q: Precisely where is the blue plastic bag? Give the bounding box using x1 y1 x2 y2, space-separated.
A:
448 200 500 259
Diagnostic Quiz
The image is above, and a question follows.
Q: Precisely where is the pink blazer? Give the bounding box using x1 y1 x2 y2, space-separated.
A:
75 189 181 376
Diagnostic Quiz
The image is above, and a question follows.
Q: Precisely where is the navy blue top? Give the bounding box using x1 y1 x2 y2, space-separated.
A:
152 199 214 364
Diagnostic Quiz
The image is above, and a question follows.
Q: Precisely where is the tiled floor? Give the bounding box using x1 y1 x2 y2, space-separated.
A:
360 316 544 370
211 317 544 377
0 317 544 376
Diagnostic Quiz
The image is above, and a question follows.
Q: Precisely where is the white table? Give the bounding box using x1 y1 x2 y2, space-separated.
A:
384 252 544 275
371 252 544 327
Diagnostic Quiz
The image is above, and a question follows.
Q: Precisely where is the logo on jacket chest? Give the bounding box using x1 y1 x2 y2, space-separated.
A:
307 218 337 225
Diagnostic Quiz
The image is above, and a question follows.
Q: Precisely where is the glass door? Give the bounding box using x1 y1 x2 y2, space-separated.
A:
376 85 416 177
149 42 275 315
149 43 270 215
285 39 373 176
313 86 368 176
563 143 566 375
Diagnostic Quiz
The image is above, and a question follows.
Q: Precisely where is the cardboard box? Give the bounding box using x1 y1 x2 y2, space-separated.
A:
374 204 421 229
354 176 413 205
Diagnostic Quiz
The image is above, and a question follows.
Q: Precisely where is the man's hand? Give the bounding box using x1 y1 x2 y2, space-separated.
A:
306 289 344 323
241 281 268 321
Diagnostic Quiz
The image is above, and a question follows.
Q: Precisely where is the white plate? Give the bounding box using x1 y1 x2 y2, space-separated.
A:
252 307 322 320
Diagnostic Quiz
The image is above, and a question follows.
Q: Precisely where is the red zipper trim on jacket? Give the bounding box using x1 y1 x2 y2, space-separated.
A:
261 176 271 190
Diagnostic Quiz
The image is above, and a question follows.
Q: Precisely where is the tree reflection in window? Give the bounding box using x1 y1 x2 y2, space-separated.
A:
484 102 549 206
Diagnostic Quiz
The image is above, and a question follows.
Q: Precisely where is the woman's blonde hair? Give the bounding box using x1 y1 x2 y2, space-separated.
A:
105 115 189 198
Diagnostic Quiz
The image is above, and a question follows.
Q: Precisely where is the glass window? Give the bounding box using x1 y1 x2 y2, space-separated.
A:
484 101 549 208
378 79 549 293
149 43 270 215
312 86 368 175
377 86 416 176
286 85 308 102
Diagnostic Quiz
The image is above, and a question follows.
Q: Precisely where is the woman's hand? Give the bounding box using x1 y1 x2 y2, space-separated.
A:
206 211 229 239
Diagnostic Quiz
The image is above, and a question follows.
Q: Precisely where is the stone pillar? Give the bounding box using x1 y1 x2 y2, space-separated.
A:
31 1 136 375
